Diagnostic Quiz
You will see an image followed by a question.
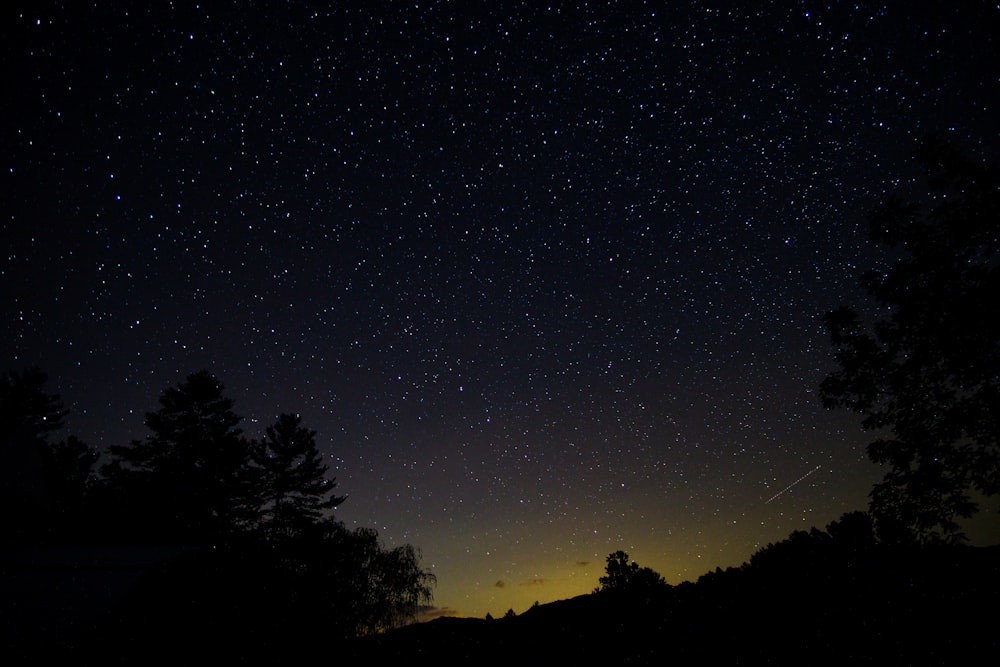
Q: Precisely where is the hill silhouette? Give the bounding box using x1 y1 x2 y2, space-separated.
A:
342 534 999 665
3 511 998 665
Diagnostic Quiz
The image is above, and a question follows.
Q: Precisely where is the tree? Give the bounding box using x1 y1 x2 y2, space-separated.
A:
0 367 96 546
271 522 436 638
103 370 255 542
39 434 99 541
821 136 1000 543
364 539 436 632
597 550 637 591
251 413 346 540
596 550 666 592
41 435 97 501
94 372 436 643
0 366 68 441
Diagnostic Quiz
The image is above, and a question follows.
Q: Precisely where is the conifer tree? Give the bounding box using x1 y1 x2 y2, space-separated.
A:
104 370 254 542
252 413 346 539
1 367 74 546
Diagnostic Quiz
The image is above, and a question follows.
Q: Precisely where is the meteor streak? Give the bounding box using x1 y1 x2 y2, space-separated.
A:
765 465 822 504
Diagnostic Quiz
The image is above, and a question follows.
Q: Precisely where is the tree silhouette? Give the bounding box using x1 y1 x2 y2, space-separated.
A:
267 522 436 638
0 366 68 440
40 435 97 499
0 367 94 546
363 537 436 633
0 367 438 657
102 370 255 542
820 136 999 543
38 434 98 541
596 550 666 592
251 413 346 541
597 550 637 591
99 371 436 638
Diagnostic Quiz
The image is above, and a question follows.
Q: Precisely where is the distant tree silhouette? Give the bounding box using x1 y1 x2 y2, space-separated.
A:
102 370 255 542
596 550 666 592
38 434 98 541
821 136 1000 544
0 367 96 546
748 527 831 574
597 550 635 591
250 413 346 541
0 367 68 438
40 435 97 499
748 511 879 577
824 510 878 552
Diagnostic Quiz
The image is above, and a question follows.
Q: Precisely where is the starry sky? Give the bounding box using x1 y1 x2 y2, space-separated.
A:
3 1 998 619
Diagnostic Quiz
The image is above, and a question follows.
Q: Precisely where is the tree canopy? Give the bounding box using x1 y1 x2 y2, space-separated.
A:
821 136 999 543
595 550 666 593
0 367 436 639
1 367 97 546
251 412 347 541
103 370 255 542
0 366 68 442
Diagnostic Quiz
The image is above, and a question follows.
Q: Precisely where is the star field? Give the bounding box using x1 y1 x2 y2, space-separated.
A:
3 1 998 618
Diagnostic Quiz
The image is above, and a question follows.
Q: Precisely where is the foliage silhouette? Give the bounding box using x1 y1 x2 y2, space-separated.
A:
595 550 667 593
0 366 437 660
94 521 435 663
259 523 435 639
0 367 97 547
746 511 878 579
101 370 262 543
821 136 1000 544
38 434 99 542
9 363 997 664
93 370 432 631
250 413 347 541
0 366 68 440
346 511 998 666
0 369 436 664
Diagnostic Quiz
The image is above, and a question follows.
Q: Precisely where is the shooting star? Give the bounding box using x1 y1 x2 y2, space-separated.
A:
765 465 822 505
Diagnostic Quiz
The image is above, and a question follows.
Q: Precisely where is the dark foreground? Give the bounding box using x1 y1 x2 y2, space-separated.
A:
345 544 999 666
3 542 998 666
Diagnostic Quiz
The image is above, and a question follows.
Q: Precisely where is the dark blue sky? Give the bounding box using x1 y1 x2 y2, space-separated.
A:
3 1 998 617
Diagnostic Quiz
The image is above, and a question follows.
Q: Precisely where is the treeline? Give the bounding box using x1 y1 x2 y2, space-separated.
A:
1 367 435 649
349 512 999 665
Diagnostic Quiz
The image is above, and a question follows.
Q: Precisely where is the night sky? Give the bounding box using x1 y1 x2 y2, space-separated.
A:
3 2 998 619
